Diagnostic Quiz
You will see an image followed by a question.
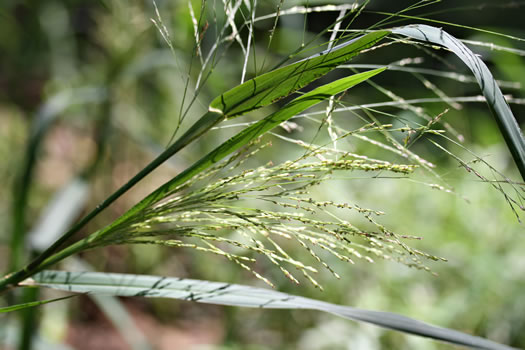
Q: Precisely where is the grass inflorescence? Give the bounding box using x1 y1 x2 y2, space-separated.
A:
87 138 444 288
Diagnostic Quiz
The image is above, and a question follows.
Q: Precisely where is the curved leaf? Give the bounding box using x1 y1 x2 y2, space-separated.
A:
27 271 516 350
209 30 389 118
392 24 525 180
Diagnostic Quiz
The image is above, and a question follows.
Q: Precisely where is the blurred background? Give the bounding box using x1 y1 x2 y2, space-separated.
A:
0 0 524 349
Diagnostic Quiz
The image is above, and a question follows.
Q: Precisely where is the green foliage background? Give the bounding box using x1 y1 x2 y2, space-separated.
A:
0 0 524 349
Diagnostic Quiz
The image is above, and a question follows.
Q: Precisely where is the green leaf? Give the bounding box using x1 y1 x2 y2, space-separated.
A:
29 271 516 350
0 294 76 313
209 30 389 118
392 24 525 180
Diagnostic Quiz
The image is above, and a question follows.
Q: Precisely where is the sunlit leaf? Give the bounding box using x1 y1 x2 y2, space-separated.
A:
28 271 516 350
209 31 389 118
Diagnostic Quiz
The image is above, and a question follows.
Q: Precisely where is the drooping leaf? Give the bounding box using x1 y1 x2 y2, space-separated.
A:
392 24 525 180
27 271 516 350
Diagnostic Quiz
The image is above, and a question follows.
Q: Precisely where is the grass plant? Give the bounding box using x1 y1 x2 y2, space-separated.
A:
1 1 524 349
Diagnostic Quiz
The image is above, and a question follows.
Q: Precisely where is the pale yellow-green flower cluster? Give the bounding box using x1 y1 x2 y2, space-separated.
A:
88 139 444 288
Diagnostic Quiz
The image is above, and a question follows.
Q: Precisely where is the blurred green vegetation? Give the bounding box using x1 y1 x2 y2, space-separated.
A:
1 0 524 349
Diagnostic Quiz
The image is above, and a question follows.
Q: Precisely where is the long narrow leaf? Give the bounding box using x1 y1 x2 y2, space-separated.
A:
209 31 388 118
27 271 516 350
392 24 525 180
0 294 76 313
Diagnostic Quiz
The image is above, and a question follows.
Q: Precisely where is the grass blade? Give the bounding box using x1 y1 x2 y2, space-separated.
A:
392 24 525 180
26 271 516 350
166 31 389 157
209 31 388 118
0 295 76 314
